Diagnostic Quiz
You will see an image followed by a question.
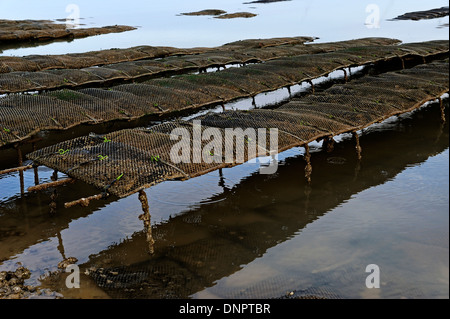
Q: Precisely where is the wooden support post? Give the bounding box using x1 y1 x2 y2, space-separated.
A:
138 190 155 255
304 144 312 185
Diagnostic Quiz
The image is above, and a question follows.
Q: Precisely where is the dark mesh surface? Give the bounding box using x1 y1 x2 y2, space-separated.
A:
48 69 104 86
0 19 135 44
0 41 448 146
26 59 449 198
0 94 90 140
0 56 40 73
1 40 446 93
78 88 160 117
0 37 401 77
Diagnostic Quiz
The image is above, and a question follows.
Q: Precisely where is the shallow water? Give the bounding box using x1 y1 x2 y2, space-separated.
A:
0 0 449 299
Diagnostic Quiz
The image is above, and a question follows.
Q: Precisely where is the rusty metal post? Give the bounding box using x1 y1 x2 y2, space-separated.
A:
400 57 405 69
307 80 315 94
56 231 66 260
51 170 58 181
439 97 445 123
218 167 225 189
27 178 75 192
304 184 312 213
49 189 58 215
138 190 155 254
304 144 312 185
15 146 25 195
352 131 362 161
0 165 33 175
64 193 105 209
322 136 335 153
32 143 39 186
343 69 348 83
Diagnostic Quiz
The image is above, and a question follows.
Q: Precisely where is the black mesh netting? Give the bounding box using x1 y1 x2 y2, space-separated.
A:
0 39 447 94
0 19 135 44
0 41 448 147
0 40 448 148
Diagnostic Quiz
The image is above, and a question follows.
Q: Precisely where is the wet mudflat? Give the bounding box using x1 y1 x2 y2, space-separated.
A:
392 6 449 21
0 0 449 299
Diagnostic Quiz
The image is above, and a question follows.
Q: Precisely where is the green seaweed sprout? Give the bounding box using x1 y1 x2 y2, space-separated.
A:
58 149 70 155
150 155 160 162
299 120 309 126
53 90 80 101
